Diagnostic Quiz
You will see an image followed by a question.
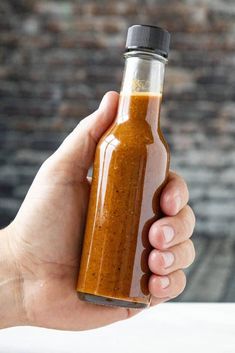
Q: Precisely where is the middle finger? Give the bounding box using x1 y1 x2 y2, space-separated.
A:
149 205 195 251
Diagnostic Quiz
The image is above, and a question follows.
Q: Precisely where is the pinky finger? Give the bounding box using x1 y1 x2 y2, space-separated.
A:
149 270 187 300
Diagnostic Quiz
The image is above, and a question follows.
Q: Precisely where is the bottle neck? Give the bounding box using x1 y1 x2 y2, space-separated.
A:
116 51 166 126
121 50 166 94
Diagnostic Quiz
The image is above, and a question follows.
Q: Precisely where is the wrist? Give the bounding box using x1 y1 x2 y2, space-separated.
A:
0 226 27 328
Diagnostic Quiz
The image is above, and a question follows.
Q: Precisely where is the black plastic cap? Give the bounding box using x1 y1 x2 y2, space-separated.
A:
125 24 171 58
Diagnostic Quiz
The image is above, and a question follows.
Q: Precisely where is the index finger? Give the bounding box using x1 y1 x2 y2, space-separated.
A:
160 171 189 216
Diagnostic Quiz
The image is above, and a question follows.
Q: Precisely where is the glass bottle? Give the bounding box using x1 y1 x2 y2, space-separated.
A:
77 25 171 308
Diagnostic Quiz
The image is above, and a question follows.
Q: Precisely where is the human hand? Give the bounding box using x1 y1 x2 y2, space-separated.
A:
1 91 195 330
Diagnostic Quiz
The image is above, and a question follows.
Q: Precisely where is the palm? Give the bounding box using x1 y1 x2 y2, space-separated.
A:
9 159 131 330
5 92 134 330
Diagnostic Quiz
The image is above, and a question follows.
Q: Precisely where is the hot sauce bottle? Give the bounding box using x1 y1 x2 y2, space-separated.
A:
77 25 171 308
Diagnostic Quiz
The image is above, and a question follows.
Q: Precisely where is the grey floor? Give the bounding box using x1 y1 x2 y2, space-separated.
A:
176 235 235 302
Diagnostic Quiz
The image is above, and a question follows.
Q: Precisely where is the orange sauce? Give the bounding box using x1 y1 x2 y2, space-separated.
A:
77 93 170 308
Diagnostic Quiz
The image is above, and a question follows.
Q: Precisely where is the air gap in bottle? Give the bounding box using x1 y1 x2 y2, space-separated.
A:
77 24 171 308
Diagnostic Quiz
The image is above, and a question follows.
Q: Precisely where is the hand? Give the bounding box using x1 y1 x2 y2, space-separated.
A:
1 91 195 330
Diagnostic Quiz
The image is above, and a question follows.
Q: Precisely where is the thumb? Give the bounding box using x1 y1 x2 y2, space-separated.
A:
50 91 119 180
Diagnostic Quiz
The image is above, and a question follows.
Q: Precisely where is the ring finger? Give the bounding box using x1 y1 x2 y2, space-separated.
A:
148 239 195 276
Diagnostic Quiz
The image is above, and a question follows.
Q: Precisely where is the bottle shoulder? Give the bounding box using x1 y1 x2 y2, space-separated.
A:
98 121 168 149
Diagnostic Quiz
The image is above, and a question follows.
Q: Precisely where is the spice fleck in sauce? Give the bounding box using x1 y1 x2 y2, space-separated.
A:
77 92 170 308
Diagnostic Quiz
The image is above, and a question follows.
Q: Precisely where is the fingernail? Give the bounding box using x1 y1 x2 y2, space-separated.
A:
162 252 174 268
174 195 181 214
160 276 170 289
162 226 174 243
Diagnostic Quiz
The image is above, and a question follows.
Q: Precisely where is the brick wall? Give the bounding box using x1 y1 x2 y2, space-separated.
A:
0 0 235 237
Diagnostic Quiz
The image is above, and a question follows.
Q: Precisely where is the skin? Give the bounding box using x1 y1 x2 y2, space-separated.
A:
0 91 195 331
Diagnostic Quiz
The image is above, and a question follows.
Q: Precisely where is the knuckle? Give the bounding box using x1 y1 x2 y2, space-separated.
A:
185 238 193 252
187 205 196 227
173 239 195 270
173 172 189 201
172 270 187 297
180 239 195 268
178 271 187 294
188 239 196 264
181 218 191 237
182 178 189 199
181 206 196 236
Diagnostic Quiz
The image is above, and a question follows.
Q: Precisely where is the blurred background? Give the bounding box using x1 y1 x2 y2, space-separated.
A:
0 0 235 302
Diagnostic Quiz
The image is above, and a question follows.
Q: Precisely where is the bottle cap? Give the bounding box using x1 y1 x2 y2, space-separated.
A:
125 24 171 58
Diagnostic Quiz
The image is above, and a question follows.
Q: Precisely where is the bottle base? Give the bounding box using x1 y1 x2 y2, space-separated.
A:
78 292 148 309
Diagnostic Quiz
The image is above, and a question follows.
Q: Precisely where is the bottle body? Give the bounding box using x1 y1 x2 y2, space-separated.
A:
77 51 170 308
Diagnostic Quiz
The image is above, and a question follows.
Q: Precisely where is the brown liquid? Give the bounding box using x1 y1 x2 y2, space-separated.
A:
77 93 170 308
